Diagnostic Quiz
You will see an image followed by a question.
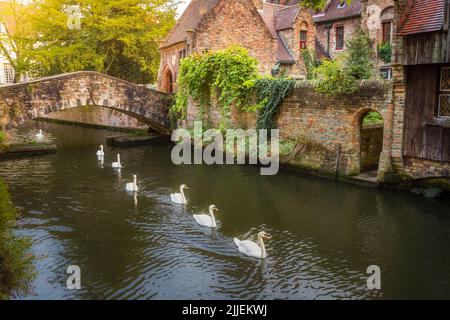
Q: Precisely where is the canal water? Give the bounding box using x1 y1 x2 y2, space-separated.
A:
1 122 450 300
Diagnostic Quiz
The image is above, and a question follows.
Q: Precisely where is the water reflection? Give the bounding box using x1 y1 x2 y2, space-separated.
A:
1 122 450 300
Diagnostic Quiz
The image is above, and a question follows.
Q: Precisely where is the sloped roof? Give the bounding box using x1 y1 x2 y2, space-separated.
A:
313 0 362 24
274 5 300 30
161 0 219 48
399 0 445 36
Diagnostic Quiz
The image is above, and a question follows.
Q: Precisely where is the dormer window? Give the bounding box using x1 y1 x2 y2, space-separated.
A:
300 30 307 50
337 1 346 9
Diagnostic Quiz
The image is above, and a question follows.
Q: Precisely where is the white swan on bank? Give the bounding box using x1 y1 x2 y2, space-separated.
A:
234 231 271 259
193 205 219 228
170 184 188 204
96 145 105 156
35 129 44 141
112 154 122 169
126 175 139 192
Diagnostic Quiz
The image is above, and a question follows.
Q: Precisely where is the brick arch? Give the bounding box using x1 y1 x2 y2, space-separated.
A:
0 71 171 134
350 106 386 175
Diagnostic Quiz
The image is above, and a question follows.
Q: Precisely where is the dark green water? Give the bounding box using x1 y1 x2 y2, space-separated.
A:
1 122 450 300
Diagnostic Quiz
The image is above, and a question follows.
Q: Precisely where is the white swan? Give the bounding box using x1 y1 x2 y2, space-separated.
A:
170 184 188 204
112 154 122 168
193 205 219 228
234 231 271 259
126 175 139 192
96 145 105 156
35 129 44 141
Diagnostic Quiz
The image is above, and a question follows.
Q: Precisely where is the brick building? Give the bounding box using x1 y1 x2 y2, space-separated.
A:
157 0 316 92
158 0 395 93
391 0 450 179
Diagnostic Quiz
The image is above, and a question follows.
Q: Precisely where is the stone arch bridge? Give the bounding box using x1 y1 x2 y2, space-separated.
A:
0 71 172 134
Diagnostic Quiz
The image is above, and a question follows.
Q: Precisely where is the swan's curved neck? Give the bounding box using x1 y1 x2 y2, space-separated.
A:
258 236 267 258
209 208 217 227
133 176 137 187
117 155 121 164
180 187 186 203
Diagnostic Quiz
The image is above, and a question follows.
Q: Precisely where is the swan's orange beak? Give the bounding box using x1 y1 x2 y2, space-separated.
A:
263 234 272 240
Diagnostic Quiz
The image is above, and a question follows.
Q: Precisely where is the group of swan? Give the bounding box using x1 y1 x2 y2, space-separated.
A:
95 145 136 192
170 185 271 259
94 144 270 259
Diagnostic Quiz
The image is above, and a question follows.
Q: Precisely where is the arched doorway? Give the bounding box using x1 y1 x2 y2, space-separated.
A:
163 67 173 94
359 110 384 175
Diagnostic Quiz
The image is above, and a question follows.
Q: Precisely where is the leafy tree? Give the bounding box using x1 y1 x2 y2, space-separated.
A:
313 58 357 96
27 0 177 83
344 28 373 79
0 1 35 83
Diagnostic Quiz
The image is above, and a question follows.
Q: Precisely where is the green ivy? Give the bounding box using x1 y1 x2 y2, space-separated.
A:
253 78 295 130
171 46 259 127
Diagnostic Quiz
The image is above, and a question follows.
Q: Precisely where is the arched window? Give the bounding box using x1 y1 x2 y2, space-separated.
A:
380 6 394 44
299 22 308 51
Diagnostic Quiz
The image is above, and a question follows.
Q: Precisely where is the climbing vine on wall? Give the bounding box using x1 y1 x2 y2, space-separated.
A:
170 46 259 127
253 78 296 130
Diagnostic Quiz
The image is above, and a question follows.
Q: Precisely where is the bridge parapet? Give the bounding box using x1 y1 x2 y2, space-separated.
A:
0 71 172 134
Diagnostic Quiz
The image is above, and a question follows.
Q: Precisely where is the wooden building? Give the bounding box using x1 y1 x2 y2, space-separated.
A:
393 0 450 174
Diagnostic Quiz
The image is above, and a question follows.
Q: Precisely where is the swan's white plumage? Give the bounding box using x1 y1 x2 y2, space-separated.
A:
170 184 188 204
35 129 44 141
112 154 122 168
126 175 138 192
193 205 218 228
193 214 214 227
234 232 270 259
170 193 184 204
234 239 264 258
96 145 105 156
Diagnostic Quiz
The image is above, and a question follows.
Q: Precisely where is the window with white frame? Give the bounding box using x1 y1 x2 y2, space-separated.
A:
438 67 450 118
3 63 14 83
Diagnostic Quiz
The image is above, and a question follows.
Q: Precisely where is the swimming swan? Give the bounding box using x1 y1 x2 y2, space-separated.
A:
193 205 219 228
170 184 188 204
126 175 139 192
96 145 105 156
35 129 44 141
234 231 271 259
112 154 122 168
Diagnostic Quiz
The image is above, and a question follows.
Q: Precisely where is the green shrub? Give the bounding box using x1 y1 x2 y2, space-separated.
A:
171 46 259 127
0 178 35 299
0 132 6 145
378 42 392 64
313 59 358 96
344 28 373 80
302 48 319 80
363 112 383 126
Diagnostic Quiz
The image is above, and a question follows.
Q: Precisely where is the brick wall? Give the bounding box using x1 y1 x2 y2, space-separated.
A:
316 18 361 59
186 80 393 176
193 0 278 75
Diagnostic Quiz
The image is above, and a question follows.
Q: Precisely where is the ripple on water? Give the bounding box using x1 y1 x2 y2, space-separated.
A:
3 123 450 300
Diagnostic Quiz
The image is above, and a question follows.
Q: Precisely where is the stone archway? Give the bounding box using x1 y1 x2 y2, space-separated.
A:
162 66 174 94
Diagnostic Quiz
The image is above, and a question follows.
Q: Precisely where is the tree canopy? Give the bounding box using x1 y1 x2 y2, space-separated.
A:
1 0 177 83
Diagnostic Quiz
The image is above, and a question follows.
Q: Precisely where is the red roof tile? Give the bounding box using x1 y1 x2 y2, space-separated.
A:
313 0 362 24
399 0 445 36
